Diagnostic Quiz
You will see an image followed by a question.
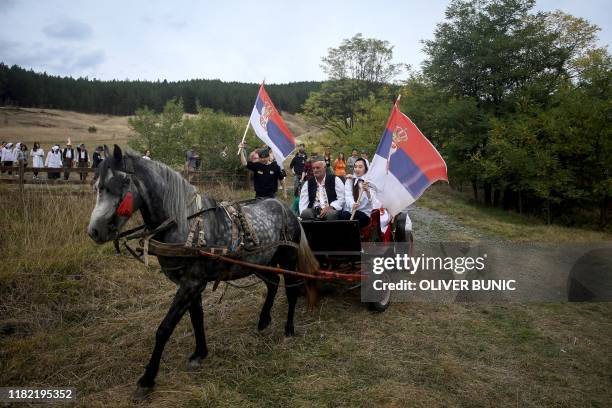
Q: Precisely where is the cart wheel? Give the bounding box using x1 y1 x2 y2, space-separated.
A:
368 272 391 312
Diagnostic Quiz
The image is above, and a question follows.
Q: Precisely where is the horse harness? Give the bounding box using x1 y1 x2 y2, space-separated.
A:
115 194 300 289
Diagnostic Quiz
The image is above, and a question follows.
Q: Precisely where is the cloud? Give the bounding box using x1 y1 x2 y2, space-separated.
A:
43 16 93 40
0 0 18 13
1 41 105 76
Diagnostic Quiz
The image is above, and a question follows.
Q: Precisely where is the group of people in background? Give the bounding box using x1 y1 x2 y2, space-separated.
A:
1 142 29 175
3 138 374 225
239 141 376 228
1 140 105 181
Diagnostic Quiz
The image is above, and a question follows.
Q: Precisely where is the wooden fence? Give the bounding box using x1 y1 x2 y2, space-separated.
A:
0 164 249 191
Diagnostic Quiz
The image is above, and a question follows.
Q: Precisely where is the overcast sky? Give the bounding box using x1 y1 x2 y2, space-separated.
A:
0 0 609 84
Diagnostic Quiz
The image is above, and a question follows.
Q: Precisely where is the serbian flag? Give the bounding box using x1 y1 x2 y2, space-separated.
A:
366 96 448 215
248 84 295 162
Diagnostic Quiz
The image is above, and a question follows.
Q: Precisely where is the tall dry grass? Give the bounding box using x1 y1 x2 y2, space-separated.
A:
0 183 256 333
1 185 611 407
1 187 103 329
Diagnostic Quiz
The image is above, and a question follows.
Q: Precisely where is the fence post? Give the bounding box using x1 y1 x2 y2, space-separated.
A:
18 162 24 194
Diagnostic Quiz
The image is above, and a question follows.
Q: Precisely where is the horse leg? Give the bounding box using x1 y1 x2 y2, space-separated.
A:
277 248 299 336
257 272 279 331
134 284 202 399
187 290 208 368
283 274 300 336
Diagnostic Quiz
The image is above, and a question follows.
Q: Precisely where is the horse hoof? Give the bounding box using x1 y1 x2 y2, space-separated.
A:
284 326 295 337
258 315 272 331
132 385 154 401
187 356 204 370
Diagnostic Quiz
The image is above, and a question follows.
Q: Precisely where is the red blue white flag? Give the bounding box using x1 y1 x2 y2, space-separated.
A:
248 84 295 162
366 97 448 215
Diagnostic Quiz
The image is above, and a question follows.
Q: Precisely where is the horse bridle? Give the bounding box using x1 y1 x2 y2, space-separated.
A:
98 156 140 218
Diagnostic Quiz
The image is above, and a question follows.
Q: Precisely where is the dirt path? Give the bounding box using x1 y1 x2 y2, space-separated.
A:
403 204 612 302
408 204 497 243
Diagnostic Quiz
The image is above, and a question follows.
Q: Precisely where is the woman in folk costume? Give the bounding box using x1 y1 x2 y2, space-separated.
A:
10 143 22 174
30 142 44 179
45 145 63 179
339 158 381 228
1 142 14 174
12 142 21 160
15 143 28 168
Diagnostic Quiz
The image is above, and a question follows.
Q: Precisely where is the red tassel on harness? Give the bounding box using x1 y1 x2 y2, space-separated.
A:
116 191 133 217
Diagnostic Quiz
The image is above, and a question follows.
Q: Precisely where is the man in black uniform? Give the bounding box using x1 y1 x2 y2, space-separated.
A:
239 142 285 199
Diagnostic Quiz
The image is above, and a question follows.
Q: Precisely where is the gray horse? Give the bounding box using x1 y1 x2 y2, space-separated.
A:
87 145 319 399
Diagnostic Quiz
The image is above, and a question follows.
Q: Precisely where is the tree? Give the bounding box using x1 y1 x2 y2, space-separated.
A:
304 33 403 136
128 99 244 171
128 99 188 165
0 63 322 116
321 33 403 84
420 0 606 216
423 0 568 108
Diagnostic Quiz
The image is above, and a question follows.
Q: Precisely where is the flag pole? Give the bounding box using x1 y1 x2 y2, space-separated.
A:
350 189 365 220
237 78 266 155
236 121 251 155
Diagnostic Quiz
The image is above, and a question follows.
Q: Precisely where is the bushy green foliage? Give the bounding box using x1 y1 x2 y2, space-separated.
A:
127 99 244 171
304 1 611 228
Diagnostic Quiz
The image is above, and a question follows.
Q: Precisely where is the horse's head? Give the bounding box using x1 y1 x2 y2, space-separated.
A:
88 145 144 243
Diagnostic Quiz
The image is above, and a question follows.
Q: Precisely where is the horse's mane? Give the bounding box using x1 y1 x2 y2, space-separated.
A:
126 152 199 233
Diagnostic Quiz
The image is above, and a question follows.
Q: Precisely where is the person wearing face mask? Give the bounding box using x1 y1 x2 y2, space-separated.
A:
339 158 380 228
45 145 63 180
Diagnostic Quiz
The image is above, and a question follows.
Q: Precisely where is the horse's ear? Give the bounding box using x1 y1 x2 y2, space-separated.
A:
113 144 123 163
103 145 110 159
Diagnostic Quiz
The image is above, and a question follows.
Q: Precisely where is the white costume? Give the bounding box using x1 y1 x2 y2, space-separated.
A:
45 146 63 168
12 143 21 161
343 176 381 215
1 143 14 161
298 176 345 215
31 148 45 168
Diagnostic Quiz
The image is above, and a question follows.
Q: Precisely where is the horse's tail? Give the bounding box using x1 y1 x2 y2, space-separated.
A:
297 223 319 311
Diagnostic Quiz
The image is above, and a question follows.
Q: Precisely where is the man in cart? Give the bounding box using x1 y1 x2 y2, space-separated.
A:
298 156 345 220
